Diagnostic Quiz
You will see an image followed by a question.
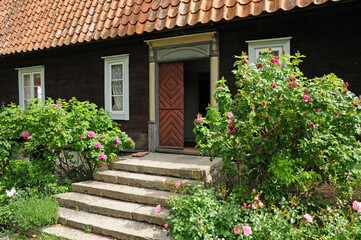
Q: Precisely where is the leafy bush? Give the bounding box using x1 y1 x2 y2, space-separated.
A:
11 193 59 231
0 98 134 180
194 51 361 200
167 184 361 239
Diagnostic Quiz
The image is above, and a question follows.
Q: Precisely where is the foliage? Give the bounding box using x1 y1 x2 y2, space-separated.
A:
0 98 135 180
0 160 61 192
0 187 61 234
194 51 361 201
166 184 361 239
11 193 59 231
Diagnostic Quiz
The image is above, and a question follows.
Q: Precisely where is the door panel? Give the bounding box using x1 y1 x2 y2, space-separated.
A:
159 62 184 149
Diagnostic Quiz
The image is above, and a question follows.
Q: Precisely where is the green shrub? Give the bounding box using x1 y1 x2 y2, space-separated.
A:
11 193 59 231
0 98 134 180
167 184 361 239
194 51 361 201
0 160 54 190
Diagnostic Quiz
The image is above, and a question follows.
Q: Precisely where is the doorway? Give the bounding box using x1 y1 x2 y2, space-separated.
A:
158 59 210 149
184 59 210 147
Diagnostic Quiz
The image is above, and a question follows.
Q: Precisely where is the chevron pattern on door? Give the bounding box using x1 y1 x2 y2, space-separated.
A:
159 62 184 149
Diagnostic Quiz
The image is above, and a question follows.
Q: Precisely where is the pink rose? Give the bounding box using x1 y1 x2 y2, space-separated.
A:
22 131 29 139
271 82 276 89
94 142 102 148
114 136 120 143
219 86 224 91
88 131 95 138
79 135 84 139
227 112 233 119
242 224 252 236
198 221 203 225
310 122 315 128
251 204 256 209
56 103 62 108
315 108 322 113
234 225 241 234
164 222 168 229
271 58 279 64
256 63 264 69
243 57 249 63
197 114 203 124
258 202 264 208
100 135 105 139
98 153 107 160
29 136 33 141
302 93 311 102
352 201 361 213
304 213 313 223
252 189 256 193
227 120 236 136
155 205 161 213
278 61 283 67
344 82 349 87
243 203 247 208
255 196 259 201
175 181 182 189
20 154 24 157
115 143 118 148
98 162 104 167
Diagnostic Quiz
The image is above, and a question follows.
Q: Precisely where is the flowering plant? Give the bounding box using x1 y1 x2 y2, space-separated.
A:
194 51 361 200
0 98 134 180
166 183 361 239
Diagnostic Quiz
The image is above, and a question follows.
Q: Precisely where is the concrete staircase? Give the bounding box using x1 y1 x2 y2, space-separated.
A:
43 153 221 240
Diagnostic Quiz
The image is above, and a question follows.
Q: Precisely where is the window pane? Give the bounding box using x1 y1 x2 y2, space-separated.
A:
24 86 30 100
23 74 30 86
112 96 123 112
34 86 42 99
111 80 123 96
34 73 41 86
270 50 280 56
111 64 123 80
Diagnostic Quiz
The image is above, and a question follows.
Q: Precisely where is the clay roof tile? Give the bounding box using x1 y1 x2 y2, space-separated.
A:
0 0 343 56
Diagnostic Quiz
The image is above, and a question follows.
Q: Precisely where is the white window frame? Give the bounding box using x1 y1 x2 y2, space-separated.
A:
16 65 45 108
246 37 292 63
102 54 130 120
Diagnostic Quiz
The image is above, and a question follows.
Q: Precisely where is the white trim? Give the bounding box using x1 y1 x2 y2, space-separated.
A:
103 54 130 120
246 37 292 63
17 65 45 108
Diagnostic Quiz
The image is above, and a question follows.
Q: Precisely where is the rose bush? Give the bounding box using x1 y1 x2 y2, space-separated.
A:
165 183 361 239
194 51 361 201
0 98 134 180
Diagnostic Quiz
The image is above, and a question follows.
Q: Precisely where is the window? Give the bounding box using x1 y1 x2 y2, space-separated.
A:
102 54 130 120
246 37 291 63
17 65 45 108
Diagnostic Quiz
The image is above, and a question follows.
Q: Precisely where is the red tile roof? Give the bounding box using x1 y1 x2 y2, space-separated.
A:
0 0 341 56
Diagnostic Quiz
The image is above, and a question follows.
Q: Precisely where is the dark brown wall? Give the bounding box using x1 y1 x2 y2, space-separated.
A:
0 38 149 148
218 1 361 95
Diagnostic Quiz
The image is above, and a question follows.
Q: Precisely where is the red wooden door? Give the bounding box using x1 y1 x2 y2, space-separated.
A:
159 62 184 149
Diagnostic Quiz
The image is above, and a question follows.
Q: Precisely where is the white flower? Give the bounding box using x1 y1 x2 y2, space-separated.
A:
6 187 16 198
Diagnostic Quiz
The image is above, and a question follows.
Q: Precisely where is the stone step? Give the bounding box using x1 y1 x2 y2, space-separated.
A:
94 170 202 191
56 192 168 226
58 207 170 240
72 181 173 207
110 153 221 180
42 224 114 240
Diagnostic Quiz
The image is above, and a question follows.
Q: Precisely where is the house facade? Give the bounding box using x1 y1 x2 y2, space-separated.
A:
0 0 360 151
